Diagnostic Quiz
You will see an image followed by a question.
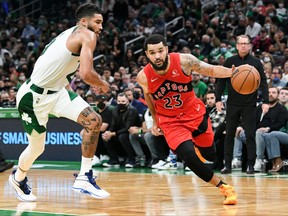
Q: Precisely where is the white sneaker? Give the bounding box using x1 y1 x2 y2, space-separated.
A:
72 170 110 199
125 162 134 168
100 155 110 164
92 155 101 167
151 160 165 169
232 158 242 170
9 170 37 202
158 159 184 170
254 159 265 172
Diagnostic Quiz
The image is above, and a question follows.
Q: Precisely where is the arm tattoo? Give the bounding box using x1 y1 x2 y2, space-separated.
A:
187 55 201 71
184 54 211 76
181 54 202 75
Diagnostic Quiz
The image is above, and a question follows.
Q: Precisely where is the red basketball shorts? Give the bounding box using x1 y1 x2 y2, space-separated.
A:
157 111 214 150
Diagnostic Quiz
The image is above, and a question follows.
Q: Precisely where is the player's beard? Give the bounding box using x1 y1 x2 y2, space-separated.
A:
87 22 93 32
149 55 169 71
269 97 277 104
88 24 100 37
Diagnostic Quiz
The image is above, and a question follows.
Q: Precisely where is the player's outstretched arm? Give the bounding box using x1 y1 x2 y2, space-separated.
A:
180 53 234 78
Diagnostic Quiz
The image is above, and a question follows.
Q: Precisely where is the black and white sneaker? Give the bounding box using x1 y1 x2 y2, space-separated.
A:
72 170 110 199
9 170 36 202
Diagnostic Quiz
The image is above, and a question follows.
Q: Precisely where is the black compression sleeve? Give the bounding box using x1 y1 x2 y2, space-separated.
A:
174 140 214 182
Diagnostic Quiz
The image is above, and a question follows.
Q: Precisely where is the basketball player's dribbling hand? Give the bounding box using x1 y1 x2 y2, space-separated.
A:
151 125 163 136
231 65 237 77
231 64 251 77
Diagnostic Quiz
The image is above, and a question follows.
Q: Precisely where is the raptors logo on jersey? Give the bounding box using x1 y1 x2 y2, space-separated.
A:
152 80 193 100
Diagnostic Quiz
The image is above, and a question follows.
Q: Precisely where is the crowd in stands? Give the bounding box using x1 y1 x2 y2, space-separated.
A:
0 0 288 171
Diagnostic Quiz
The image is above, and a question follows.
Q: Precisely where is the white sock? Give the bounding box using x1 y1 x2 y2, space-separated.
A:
79 156 93 176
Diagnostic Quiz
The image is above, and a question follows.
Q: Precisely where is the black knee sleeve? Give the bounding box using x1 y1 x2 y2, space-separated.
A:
196 145 216 162
175 140 214 182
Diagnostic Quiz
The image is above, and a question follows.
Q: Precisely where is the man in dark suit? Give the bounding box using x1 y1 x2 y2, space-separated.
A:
216 35 269 174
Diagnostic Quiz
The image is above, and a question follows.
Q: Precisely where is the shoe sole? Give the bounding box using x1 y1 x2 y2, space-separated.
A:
103 164 120 168
125 165 134 168
223 197 238 205
9 175 37 202
151 164 165 169
72 187 110 199
158 167 178 170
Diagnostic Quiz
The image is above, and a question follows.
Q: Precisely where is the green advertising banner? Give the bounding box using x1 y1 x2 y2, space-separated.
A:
0 108 20 118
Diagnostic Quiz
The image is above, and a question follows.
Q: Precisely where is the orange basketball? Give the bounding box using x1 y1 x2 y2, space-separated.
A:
231 65 260 95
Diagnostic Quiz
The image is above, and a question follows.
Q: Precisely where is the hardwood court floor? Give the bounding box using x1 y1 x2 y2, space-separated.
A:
0 162 288 216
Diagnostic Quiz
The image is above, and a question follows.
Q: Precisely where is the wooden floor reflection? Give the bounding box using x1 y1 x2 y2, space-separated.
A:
1 168 288 215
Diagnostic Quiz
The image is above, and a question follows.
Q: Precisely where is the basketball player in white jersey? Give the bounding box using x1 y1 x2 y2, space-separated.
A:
9 3 110 201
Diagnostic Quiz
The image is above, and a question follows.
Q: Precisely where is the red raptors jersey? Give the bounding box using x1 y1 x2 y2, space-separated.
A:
144 53 203 117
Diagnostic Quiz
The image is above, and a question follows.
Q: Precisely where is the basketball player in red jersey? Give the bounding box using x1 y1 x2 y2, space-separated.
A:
136 34 238 205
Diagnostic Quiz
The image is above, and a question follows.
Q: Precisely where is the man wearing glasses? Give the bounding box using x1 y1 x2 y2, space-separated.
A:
215 35 269 174
270 67 287 88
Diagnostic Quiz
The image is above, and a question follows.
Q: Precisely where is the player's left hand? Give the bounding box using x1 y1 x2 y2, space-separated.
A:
151 125 163 136
231 65 238 77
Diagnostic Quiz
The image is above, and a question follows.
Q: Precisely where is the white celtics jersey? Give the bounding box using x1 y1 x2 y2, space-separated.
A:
30 26 80 90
